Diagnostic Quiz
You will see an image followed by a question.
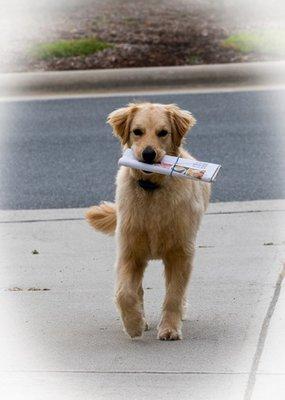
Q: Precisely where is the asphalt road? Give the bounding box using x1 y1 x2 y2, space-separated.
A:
0 89 284 209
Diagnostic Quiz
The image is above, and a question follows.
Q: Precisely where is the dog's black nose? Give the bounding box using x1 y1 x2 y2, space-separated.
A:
142 147 156 164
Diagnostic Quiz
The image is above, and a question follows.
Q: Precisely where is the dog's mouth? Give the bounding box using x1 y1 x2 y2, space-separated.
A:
139 156 163 175
140 159 155 174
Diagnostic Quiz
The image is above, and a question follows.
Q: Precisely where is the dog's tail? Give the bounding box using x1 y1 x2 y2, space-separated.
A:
85 202 116 235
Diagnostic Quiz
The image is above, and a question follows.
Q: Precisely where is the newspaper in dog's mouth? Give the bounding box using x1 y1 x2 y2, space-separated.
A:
119 149 221 183
141 159 156 174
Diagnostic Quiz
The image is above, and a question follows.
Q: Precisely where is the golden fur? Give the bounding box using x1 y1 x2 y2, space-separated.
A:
86 102 210 340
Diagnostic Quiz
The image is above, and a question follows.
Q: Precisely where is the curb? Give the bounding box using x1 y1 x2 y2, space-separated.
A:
1 61 285 97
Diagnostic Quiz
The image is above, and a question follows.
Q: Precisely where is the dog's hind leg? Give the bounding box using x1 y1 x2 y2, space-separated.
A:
138 284 149 331
158 248 194 340
115 256 147 338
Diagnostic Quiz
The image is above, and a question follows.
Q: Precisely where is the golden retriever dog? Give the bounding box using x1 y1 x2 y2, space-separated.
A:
86 102 210 340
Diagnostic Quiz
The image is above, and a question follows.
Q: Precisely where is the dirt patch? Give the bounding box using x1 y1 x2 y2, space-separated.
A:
3 0 284 72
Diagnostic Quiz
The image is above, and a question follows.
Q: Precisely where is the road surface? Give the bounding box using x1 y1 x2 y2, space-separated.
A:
0 89 284 209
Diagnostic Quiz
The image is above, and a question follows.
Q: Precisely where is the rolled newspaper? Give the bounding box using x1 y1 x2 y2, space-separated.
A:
118 149 221 183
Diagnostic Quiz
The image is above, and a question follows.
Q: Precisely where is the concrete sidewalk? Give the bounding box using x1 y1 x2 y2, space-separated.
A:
0 200 284 400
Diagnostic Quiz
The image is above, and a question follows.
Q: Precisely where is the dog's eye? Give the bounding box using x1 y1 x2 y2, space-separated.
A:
133 129 143 136
157 130 168 138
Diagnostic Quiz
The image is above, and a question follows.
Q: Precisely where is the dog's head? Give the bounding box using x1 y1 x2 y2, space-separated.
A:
107 102 196 164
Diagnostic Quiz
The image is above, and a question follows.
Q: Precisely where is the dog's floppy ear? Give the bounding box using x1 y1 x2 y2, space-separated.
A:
165 104 196 147
107 103 138 145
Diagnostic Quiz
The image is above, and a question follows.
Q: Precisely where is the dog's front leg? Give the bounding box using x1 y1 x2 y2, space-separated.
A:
158 249 193 340
115 256 147 338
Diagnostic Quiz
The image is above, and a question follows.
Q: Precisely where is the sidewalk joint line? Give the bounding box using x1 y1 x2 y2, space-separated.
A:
0 208 284 224
243 264 285 400
0 217 84 224
256 372 285 376
0 370 248 375
206 209 285 216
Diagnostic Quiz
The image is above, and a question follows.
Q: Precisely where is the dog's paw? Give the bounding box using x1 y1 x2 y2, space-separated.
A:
126 326 144 338
157 327 182 341
123 316 145 338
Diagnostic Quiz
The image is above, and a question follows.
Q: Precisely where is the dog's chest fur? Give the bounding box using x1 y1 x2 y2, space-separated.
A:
116 168 208 259
123 193 182 258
